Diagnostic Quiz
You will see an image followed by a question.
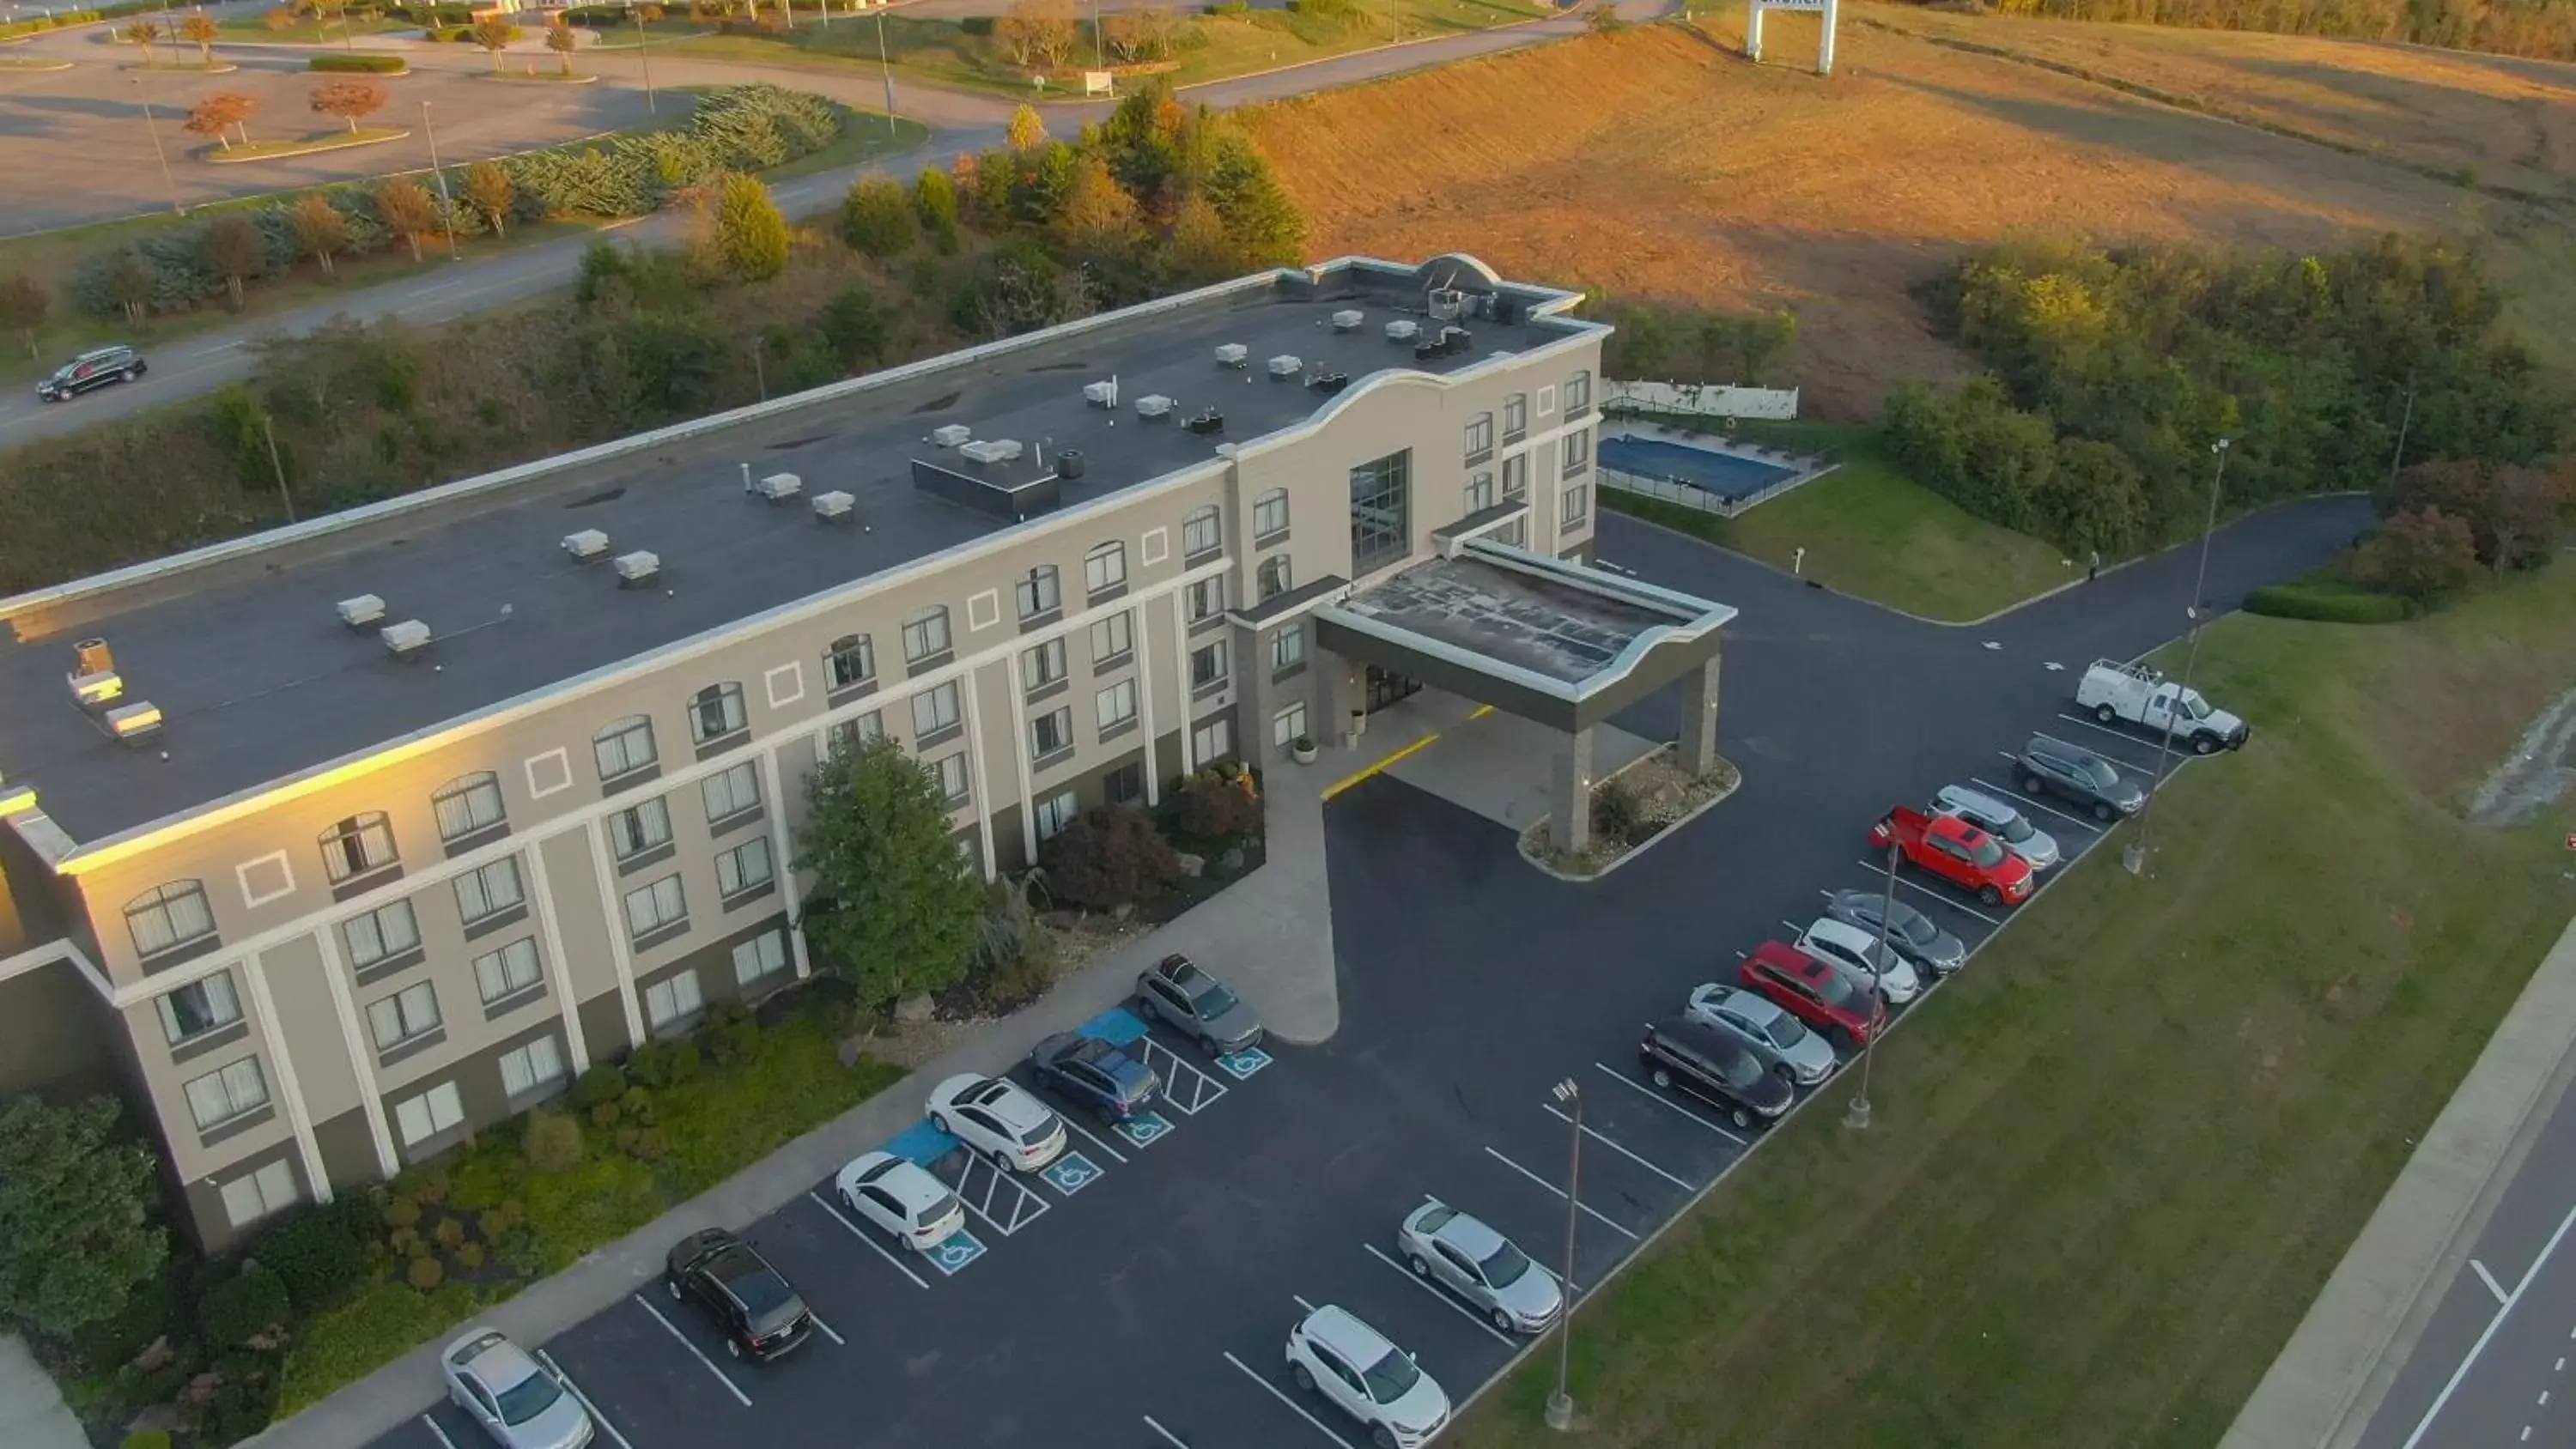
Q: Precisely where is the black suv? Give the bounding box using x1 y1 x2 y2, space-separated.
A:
35 344 146 403
2018 735 2146 822
1638 1016 1794 1131
662 1228 814 1362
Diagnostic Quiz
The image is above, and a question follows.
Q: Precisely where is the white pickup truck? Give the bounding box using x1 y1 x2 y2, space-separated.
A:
2075 659 2249 754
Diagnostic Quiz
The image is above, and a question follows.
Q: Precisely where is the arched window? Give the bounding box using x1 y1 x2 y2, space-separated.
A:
1182 506 1222 557
1084 541 1127 596
689 682 747 745
127 880 215 958
430 773 505 844
1257 555 1293 601
593 715 658 781
824 634 875 691
319 812 399 885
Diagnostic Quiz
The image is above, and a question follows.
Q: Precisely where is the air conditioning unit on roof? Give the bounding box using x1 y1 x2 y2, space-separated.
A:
614 551 660 585
1331 309 1364 332
562 529 611 561
812 490 854 522
380 621 432 657
930 424 973 447
105 701 162 743
959 439 1024 464
755 472 802 502
1083 379 1120 408
337 594 386 627
1384 319 1419 343
1135 395 1176 419
1214 343 1249 368
1267 355 1302 378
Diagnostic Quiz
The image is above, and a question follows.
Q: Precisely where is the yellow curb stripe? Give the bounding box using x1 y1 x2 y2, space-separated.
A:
1467 704 1495 720
1320 731 1444 802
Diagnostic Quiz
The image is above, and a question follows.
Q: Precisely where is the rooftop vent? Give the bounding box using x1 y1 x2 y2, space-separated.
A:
1135 395 1176 419
1083 379 1120 409
380 620 432 658
613 551 661 585
1443 326 1473 356
811 490 855 522
1385 319 1419 343
74 638 113 676
562 529 611 561
1185 408 1225 436
958 439 1024 465
337 594 386 628
752 471 802 502
1267 355 1302 378
105 701 162 743
1214 343 1249 369
930 424 973 448
68 665 124 709
0 783 34 818
1331 309 1364 332
1428 287 1467 322
1306 369 1350 396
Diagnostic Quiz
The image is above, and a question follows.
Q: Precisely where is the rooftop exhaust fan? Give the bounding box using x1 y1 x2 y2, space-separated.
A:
930 424 973 448
959 439 1024 464
812 490 855 522
337 594 386 628
380 620 432 658
562 530 611 561
1331 309 1364 332
1214 343 1249 368
613 551 661 585
753 472 803 502
105 701 163 743
1384 319 1419 343
1267 355 1302 378
1083 379 1120 409
67 637 121 709
1135 395 1176 419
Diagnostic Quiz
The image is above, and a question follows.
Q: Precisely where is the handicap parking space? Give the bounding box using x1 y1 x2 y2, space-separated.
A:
933 1149 1054 1237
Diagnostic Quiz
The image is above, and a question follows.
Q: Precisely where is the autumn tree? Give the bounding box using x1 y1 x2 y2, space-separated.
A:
712 172 787 282
290 191 349 276
463 160 513 236
374 176 440 263
994 0 1075 69
309 76 387 134
837 175 913 258
1167 190 1230 279
544 16 579 75
471 13 515 71
1054 152 1139 255
185 90 256 151
1004 101 1048 152
101 248 155 324
2351 506 2479 602
179 12 219 64
0 273 46 358
199 213 267 308
118 18 161 65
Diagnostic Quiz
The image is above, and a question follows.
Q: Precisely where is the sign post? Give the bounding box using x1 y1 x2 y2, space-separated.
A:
1746 0 1838 75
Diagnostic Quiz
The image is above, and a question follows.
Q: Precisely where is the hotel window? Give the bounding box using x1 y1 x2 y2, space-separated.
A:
688 682 747 745
1272 623 1306 672
1189 640 1228 691
1182 505 1222 556
1503 453 1528 499
1104 761 1144 805
902 606 951 664
393 1081 463 1149
219 1160 300 1230
431 773 505 844
1035 789 1080 842
453 858 525 926
343 900 422 970
933 752 970 804
184 1056 269 1131
912 681 961 737
1465 412 1494 463
319 812 398 885
1504 392 1528 441
1273 702 1310 749
367 980 441 1052
1465 473 1495 513
500 1037 566 1099
473 937 544 1004
1016 565 1061 621
717 837 775 898
1563 427 1591 479
623 876 687 942
645 970 704 1033
1031 706 1074 761
1186 574 1226 621
825 634 876 691
1097 678 1139 732
1256 555 1292 602
607 797 673 862
732 931 788 986
592 715 658 782
702 761 761 823
1023 637 1068 694
1192 718 1232 764
1084 541 1127 596
828 712 884 754
1563 482 1591 527
1253 488 1289 540
1565 370 1592 415
127 880 215 959
1349 450 1413 577
1091 610 1133 664
155 971 242 1046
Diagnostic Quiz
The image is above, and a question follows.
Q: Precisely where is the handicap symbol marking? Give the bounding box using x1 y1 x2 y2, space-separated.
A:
1040 1151 1103 1196
1112 1111 1174 1148
1214 1046 1273 1081
927 1229 986 1276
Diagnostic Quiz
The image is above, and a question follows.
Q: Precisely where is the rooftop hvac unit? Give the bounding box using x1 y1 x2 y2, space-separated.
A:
1135 394 1176 419
562 529 611 561
74 637 113 676
930 424 973 448
613 551 661 585
1384 319 1419 343
105 701 162 743
1443 326 1473 356
811 490 855 522
1331 309 1364 332
1428 287 1467 321
1214 343 1249 368
337 594 386 628
959 439 1024 464
754 472 802 502
68 667 124 708
380 620 433 657
1267 355 1302 378
1083 379 1120 409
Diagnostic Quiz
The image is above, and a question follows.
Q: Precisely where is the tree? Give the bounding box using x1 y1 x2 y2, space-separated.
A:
471 13 515 72
910 166 959 245
818 282 888 370
0 272 46 358
310 76 387 134
1054 152 1139 254
2350 505 2478 602
1173 769 1261 840
2390 458 2571 573
179 11 219 65
101 247 156 324
1201 130 1304 269
545 16 579 75
1005 101 1048 153
185 90 256 152
1044 803 1180 909
118 18 161 65
1101 9 1147 61
1167 190 1231 279
199 213 266 308
374 176 440 263
0 1094 167 1339
837 175 914 258
463 160 513 237
290 191 349 276
793 737 987 1011
711 172 787 282
1586 0 1624 32
994 0 1075 69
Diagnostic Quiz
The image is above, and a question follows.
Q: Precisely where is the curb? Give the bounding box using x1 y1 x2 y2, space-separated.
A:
1516 746 1741 882
204 127 414 163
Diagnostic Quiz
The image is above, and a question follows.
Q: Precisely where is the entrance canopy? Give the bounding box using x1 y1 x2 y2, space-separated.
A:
1314 541 1735 735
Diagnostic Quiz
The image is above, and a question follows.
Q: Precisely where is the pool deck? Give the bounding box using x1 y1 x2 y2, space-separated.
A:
1596 419 1832 517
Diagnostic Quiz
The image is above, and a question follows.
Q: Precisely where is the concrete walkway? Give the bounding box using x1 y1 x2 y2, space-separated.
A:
2221 913 2576 1449
0 1337 88 1449
1385 703 1656 832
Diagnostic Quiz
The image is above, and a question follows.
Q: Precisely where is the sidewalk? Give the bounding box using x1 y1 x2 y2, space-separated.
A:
246 712 1471 1449
2220 913 2576 1449
0 1337 87 1449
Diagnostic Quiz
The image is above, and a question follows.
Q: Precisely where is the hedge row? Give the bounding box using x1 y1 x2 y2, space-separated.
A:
308 52 409 72
0 9 102 39
2243 583 2416 624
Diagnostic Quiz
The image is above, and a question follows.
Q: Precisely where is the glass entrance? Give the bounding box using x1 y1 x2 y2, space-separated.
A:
1364 666 1422 715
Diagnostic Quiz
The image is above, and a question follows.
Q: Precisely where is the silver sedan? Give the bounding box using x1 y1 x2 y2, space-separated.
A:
1686 981 1837 1083
1395 1197 1564 1335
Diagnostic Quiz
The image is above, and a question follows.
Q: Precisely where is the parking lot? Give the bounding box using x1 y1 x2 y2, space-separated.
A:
372 500 2367 1449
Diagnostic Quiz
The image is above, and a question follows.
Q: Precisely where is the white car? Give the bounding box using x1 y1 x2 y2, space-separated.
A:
1796 917 1921 1004
440 1328 594 1449
927 1073 1067 1173
1285 1304 1451 1448
1931 784 2060 872
833 1151 968 1252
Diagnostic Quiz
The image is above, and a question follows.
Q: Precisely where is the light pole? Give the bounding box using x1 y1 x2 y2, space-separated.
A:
2385 383 2415 492
632 4 656 113
1844 841 1897 1129
1546 1077 1581 1432
872 5 896 136
2126 436 2230 877
421 101 459 259
131 76 182 215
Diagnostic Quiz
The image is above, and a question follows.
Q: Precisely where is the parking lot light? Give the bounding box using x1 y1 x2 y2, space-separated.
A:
1546 1077 1581 1432
1844 843 1899 1130
2128 436 2230 877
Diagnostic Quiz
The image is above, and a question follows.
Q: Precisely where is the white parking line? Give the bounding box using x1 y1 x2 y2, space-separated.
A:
1363 1242 1516 1346
1483 1146 1640 1240
1592 1062 1747 1144
808 1309 845 1347
1855 863 2007 925
1780 919 1807 937
1968 777 2101 833
2051 711 2165 751
1293 1293 1320 1313
1060 1115 1132 1165
1143 1415 1191 1447
1135 1034 1229 1115
1540 1102 1694 1191
537 1351 635 1449
1224 1351 1357 1449
948 1155 1050 1236
804 1189 930 1289
634 1294 752 1407
419 1416 460 1449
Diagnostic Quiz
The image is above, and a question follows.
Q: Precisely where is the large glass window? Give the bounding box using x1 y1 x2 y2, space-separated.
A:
1016 565 1061 621
1182 506 1222 556
1097 679 1139 731
732 931 788 986
912 681 961 737
702 761 762 823
1465 412 1494 462
1350 451 1413 576
319 812 398 885
1035 790 1080 841
156 971 242 1046
343 900 422 970
473 937 544 1004
1253 488 1289 540
623 876 687 941
1465 473 1495 514
902 606 951 664
1084 542 1127 596
219 1160 299 1229
184 1056 269 1131
1272 624 1306 672
127 881 215 959
393 1081 463 1149
501 1037 566 1098
1504 392 1528 440
827 712 884 754
1031 706 1074 760
607 797 673 861
645 970 704 1032
367 980 441 1052
1273 702 1310 749
1563 427 1591 479
453 858 525 925
1502 452 1528 499
1187 574 1226 621
1565 370 1592 415
1090 610 1133 664
933 753 969 804
1256 555 1292 602
592 716 658 781
717 838 775 897
825 634 875 691
431 773 505 844
688 683 747 745
1023 637 1068 694
1190 640 1228 690
1192 718 1232 764
1562 482 1591 527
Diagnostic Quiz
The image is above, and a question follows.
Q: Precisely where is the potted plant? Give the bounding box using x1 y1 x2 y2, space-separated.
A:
1290 733 1317 765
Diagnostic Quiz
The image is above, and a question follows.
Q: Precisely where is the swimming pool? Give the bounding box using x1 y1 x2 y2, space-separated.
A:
1596 435 1799 502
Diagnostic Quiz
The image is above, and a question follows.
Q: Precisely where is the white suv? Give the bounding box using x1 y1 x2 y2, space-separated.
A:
1931 784 2060 871
1796 918 1921 1004
927 1073 1067 1173
1286 1305 1450 1447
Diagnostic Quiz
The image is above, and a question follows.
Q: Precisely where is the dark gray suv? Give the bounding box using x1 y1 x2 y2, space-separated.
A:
35 344 145 403
2019 735 2145 821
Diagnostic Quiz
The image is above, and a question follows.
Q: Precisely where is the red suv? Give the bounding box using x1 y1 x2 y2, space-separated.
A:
1740 940 1884 1050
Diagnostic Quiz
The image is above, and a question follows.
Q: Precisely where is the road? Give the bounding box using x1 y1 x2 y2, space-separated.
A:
0 0 1637 446
2357 1065 2576 1449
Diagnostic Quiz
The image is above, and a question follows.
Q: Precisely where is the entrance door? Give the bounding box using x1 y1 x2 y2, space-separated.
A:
1364 665 1422 715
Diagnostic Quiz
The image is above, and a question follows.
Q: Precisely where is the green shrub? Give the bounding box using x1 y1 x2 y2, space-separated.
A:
619 1087 654 1124
197 1264 291 1349
200 1353 281 1446
405 1256 445 1291
720 1017 761 1063
404 1236 432 1260
959 13 993 33
432 1217 465 1249
523 1111 584 1173
381 1196 422 1230
1172 770 1262 840
249 1199 374 1313
410 1170 451 1206
453 1240 485 1270
388 1225 419 1255
589 1100 622 1130
121 1430 173 1449
309 52 409 72
628 1127 667 1161
474 1206 514 1241
627 1038 702 1089
570 1063 628 1110
1043 803 1181 908
2244 583 2415 623
1592 779 1645 845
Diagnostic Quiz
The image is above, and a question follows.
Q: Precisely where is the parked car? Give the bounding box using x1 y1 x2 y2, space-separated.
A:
1795 917 1922 1004
1824 888 1968 977
1638 1016 1795 1129
927 1072 1067 1173
2020 735 2147 821
1285 1304 1451 1448
440 1328 594 1449
1684 980 1836 1083
33 343 145 403
1868 805 2035 906
2077 658 2247 754
662 1228 815 1363
1026 1031 1160 1123
1739 939 1883 1049
1930 783 2060 871
1133 952 1264 1053
832 1151 968 1252
1394 1197 1564 1335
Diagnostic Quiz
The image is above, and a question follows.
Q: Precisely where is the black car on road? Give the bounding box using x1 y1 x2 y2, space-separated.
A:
2018 735 2146 822
1638 1016 1795 1130
36 344 146 403
662 1228 814 1362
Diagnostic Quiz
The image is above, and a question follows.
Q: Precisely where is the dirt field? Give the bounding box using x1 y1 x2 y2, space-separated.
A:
1242 7 2576 415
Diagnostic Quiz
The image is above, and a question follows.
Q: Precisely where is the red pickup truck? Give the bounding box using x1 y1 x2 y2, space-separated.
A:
1868 806 2035 907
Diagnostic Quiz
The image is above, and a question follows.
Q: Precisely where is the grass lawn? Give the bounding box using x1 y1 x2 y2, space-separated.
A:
1457 562 2576 1448
215 15 407 42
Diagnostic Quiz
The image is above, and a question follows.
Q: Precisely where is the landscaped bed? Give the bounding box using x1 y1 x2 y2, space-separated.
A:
1517 743 1740 879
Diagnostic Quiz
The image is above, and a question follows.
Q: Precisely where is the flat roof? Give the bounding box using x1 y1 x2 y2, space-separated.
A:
0 258 1588 848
